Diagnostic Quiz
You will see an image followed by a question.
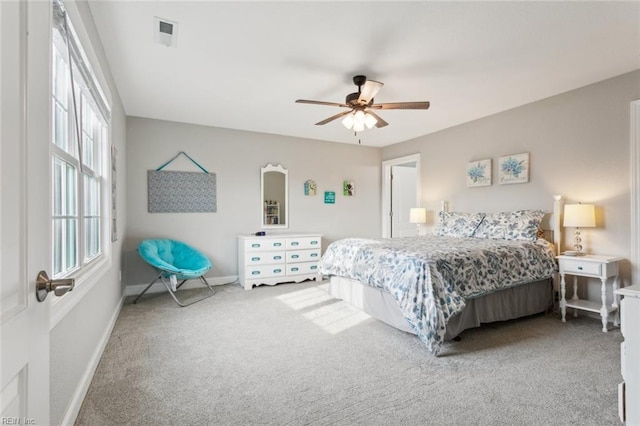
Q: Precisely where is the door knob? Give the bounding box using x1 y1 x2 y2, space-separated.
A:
35 270 75 302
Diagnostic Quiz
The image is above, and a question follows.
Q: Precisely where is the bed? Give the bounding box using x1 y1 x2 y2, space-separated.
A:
318 197 562 355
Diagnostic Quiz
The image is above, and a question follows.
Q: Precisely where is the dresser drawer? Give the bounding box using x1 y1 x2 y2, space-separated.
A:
244 238 286 252
287 261 319 276
286 237 321 250
561 259 601 276
287 249 321 263
246 251 285 266
245 264 286 279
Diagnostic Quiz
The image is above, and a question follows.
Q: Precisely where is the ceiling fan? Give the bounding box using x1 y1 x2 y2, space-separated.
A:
295 75 430 132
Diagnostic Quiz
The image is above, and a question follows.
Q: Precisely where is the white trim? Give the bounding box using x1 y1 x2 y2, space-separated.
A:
48 256 111 329
123 275 238 297
59 293 124 425
631 100 640 283
381 154 421 238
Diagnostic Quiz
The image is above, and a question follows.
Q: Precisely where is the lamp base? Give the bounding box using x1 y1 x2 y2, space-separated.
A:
573 228 584 256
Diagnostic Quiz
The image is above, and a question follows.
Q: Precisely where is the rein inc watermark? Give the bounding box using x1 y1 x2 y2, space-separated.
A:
1 418 36 425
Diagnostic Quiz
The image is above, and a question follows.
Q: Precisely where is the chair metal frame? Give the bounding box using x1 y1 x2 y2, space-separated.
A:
133 271 215 307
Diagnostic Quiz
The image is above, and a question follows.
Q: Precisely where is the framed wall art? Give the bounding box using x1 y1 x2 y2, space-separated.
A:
343 180 355 196
499 152 529 184
466 159 491 187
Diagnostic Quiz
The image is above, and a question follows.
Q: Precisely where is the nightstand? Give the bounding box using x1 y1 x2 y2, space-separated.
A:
557 254 622 332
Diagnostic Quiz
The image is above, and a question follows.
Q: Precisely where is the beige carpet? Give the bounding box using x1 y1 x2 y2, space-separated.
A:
76 281 623 425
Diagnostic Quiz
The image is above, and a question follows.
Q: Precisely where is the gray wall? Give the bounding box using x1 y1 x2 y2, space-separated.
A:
48 1 127 424
383 70 640 297
124 118 381 286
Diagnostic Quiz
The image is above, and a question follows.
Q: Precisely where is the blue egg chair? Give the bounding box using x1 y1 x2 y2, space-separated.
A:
134 239 215 307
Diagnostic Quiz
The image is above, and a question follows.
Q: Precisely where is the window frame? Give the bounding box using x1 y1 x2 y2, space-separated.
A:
48 0 114 328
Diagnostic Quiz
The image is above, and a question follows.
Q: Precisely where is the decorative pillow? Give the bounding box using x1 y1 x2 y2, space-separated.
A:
474 210 545 241
435 211 486 238
473 212 510 239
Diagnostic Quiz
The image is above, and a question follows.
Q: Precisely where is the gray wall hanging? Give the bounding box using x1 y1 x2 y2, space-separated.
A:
148 152 217 213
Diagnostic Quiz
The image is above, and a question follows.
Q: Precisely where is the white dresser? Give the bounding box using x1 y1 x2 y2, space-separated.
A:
616 284 640 425
238 234 322 290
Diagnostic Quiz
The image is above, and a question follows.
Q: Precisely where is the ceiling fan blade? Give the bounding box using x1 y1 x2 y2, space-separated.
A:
315 110 353 125
358 80 383 105
296 99 349 108
370 101 430 110
365 110 389 128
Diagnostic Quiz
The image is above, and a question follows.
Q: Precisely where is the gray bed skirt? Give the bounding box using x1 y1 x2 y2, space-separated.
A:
328 276 553 340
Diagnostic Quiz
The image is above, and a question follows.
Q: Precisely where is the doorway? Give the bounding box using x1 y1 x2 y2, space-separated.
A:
381 154 421 238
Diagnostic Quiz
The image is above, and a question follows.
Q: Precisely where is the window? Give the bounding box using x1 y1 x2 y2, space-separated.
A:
51 0 110 278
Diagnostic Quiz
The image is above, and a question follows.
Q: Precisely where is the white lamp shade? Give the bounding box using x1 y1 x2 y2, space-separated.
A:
409 208 427 224
341 113 354 129
563 204 596 228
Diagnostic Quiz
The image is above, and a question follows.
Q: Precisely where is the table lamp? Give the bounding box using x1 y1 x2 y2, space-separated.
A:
563 203 595 255
409 208 427 236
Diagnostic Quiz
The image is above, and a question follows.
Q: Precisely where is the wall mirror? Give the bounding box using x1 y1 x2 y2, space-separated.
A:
261 164 288 229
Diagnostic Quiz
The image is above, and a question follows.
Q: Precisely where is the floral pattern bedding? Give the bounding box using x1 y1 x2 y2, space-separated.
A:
318 235 558 354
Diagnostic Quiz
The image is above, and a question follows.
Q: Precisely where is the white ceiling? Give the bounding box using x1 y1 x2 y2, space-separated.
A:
88 1 640 147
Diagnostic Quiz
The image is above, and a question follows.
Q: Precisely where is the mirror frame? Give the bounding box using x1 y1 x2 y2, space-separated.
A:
260 163 289 229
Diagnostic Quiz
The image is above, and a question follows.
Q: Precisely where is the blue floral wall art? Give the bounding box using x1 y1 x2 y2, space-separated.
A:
499 152 529 184
466 159 492 187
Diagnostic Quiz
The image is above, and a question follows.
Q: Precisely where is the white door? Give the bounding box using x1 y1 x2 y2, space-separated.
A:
391 165 418 237
1 1 51 423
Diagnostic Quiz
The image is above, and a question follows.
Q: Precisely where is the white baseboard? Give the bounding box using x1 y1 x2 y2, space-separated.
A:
123 275 238 297
61 294 124 426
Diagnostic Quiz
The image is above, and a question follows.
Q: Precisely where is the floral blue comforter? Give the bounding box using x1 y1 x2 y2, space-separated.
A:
318 235 558 354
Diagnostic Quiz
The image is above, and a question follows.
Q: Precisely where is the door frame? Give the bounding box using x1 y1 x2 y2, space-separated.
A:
631 100 640 283
381 154 421 238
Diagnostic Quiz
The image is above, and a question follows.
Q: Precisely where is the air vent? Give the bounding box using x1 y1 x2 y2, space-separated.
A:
154 17 178 48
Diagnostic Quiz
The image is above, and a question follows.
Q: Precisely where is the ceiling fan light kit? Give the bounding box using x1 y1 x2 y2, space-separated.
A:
342 110 377 132
296 74 430 134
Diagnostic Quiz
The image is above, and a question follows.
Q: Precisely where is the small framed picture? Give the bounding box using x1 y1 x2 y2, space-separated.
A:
466 159 491 187
324 191 335 204
499 152 529 184
304 180 317 196
343 180 355 196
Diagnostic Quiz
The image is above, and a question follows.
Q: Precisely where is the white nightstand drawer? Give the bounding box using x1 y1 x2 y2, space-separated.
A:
561 259 601 276
244 238 286 251
246 251 285 266
287 249 321 263
245 264 286 279
287 261 319 276
286 237 321 250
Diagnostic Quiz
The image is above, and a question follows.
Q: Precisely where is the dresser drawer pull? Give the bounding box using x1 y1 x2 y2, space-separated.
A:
251 257 260 261
251 271 260 276
578 266 583 270
311 265 317 270
311 240 318 245
291 241 299 246
273 242 282 247
292 255 299 259
291 267 299 272
274 256 282 260
311 253 318 257
274 269 282 273
251 243 261 248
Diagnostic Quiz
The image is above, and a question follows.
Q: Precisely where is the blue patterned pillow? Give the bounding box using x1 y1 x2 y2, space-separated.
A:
435 211 486 238
474 210 545 241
